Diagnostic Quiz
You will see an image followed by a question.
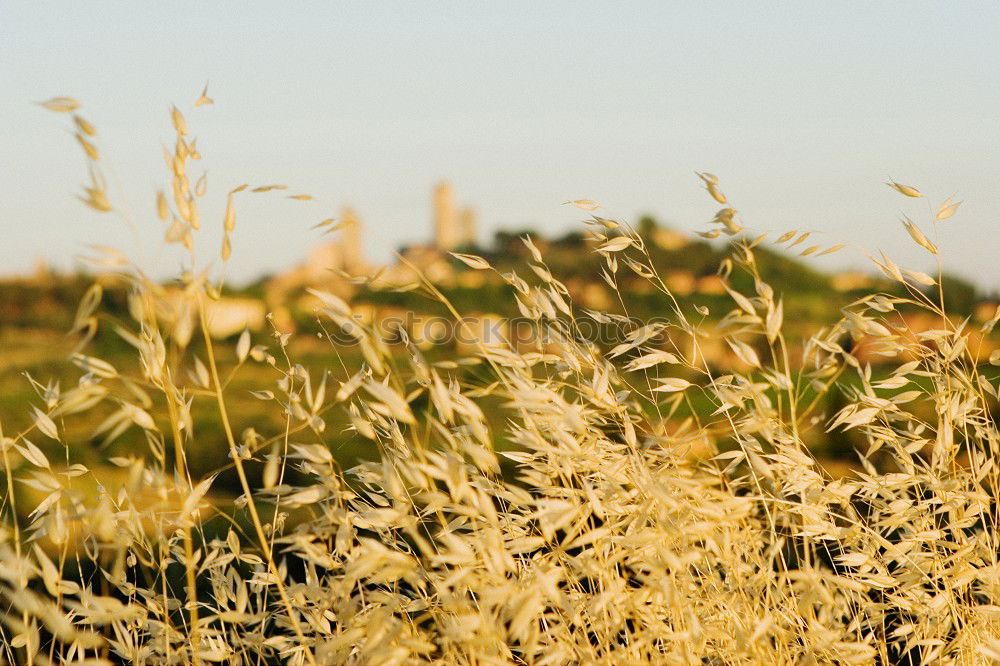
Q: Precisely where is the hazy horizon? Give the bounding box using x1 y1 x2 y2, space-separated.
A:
2 1 999 287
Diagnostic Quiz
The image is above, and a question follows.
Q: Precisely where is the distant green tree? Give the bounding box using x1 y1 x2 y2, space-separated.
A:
637 215 658 237
552 230 586 248
933 273 978 316
748 246 831 294
492 229 537 255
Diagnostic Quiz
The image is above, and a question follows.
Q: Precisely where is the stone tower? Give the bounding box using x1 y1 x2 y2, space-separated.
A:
340 206 364 274
433 182 459 251
459 206 477 248
302 206 365 281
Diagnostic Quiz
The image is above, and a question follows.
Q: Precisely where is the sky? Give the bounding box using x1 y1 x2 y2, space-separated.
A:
1 1 999 288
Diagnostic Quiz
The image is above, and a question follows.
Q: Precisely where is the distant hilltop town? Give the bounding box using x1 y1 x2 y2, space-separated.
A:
263 181 482 330
258 180 737 334
118 180 1000 342
293 182 478 283
2 182 995 365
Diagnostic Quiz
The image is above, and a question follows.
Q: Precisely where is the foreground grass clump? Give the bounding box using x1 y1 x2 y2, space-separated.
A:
2 97 1000 665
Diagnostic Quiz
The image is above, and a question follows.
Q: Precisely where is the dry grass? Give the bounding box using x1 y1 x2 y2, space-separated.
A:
2 96 999 665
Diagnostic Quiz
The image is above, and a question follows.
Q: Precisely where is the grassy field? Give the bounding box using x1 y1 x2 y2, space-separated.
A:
3 98 1000 666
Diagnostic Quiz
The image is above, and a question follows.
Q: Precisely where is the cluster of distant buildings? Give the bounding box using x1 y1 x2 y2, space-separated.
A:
261 182 480 331
293 182 478 285
204 181 895 338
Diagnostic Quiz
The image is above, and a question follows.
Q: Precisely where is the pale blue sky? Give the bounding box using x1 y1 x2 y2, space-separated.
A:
2 1 998 287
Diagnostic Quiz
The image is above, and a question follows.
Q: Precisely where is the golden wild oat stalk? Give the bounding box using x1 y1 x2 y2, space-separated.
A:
1 96 999 665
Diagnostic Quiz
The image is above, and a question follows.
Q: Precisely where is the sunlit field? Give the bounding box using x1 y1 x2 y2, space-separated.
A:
3 96 1000 666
